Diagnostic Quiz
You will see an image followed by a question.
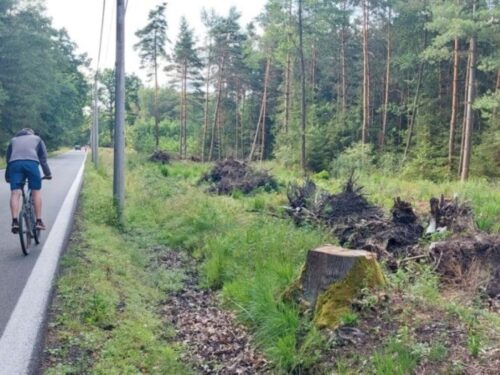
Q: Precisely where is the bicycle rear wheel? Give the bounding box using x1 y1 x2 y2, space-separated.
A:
19 208 32 256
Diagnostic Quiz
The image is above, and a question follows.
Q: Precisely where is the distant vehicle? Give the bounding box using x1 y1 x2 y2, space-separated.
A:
74 145 81 150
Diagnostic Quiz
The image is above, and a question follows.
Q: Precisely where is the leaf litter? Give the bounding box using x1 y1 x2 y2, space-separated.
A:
157 249 270 375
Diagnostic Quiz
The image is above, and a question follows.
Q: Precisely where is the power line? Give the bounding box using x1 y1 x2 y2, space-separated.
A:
103 0 116 67
92 0 107 167
96 0 107 73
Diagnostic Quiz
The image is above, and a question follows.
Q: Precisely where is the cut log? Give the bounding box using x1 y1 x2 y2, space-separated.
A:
285 245 385 329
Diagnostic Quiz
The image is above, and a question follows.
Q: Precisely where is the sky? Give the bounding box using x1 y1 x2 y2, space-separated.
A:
44 0 267 84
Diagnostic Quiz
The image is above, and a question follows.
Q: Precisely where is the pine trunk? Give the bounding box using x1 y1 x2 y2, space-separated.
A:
362 0 370 144
380 7 391 150
493 69 500 119
249 59 270 161
403 25 427 162
458 51 471 177
154 31 160 150
460 22 477 182
209 56 225 162
340 0 347 114
448 38 460 173
298 0 307 173
202 50 211 162
284 0 293 133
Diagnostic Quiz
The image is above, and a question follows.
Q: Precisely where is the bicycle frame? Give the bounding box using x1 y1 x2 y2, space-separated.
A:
18 183 40 255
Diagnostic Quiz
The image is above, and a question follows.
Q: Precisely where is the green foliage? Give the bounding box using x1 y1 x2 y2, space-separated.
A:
387 263 441 305
330 142 375 178
371 328 421 375
0 3 88 151
340 312 359 327
467 333 481 358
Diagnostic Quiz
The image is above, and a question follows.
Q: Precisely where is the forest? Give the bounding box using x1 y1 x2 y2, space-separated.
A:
1 0 500 373
109 0 500 182
1 0 498 181
0 0 89 153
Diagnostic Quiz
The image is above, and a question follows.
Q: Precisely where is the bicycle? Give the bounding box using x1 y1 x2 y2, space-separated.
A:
18 177 47 256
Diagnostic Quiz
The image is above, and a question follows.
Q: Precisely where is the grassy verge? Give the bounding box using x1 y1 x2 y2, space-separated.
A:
43 152 191 374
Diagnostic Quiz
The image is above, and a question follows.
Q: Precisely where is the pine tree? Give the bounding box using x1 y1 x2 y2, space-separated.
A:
169 17 202 159
134 2 168 149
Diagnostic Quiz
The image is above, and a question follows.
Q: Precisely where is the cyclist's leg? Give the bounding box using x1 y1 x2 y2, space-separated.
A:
10 190 22 218
8 161 25 220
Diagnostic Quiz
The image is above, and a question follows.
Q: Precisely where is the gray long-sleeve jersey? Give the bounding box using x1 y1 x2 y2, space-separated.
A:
5 131 52 177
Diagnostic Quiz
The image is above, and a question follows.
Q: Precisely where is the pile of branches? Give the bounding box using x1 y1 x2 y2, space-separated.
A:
200 158 278 195
285 177 423 259
149 150 172 164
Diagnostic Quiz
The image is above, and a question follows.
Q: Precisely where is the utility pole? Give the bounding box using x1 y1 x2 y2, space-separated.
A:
92 80 99 167
114 0 125 219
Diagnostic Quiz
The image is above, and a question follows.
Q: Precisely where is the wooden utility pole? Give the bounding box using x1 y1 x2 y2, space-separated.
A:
114 0 125 219
92 80 99 167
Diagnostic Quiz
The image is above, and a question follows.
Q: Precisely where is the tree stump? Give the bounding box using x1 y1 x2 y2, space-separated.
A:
286 245 385 329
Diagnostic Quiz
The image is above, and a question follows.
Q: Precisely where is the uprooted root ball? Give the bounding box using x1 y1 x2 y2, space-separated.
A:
149 150 172 164
200 158 278 195
285 179 423 259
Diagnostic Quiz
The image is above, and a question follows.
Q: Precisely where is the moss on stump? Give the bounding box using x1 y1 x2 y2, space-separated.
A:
286 245 385 330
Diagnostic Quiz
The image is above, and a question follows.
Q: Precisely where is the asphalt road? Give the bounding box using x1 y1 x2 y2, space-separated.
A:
0 150 86 337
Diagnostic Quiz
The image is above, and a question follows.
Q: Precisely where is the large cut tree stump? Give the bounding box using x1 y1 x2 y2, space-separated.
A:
285 245 385 329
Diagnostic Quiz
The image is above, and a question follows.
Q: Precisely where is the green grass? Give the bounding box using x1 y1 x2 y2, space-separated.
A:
46 154 500 374
371 328 421 375
44 153 191 374
123 155 332 372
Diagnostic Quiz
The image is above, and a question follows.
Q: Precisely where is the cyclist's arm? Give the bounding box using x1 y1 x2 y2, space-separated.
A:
37 140 52 177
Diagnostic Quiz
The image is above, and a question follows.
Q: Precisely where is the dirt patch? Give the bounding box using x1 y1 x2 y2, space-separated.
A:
199 158 278 195
158 250 270 374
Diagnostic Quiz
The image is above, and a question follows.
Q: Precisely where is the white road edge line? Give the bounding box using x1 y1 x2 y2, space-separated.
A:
0 154 87 375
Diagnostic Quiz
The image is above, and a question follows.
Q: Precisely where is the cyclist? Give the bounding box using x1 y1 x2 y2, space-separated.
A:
4 128 52 233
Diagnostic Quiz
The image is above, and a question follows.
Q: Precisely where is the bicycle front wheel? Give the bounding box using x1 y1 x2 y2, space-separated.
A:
19 209 32 256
